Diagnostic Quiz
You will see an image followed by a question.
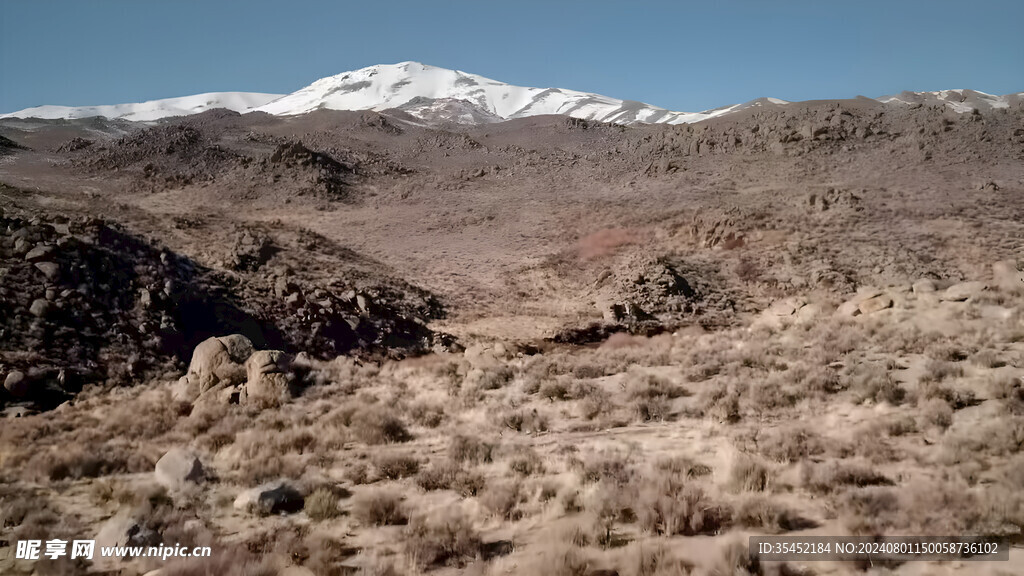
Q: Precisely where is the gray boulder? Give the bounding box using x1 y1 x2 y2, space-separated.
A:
176 335 254 402
240 350 295 405
3 371 28 397
940 281 987 302
154 448 204 490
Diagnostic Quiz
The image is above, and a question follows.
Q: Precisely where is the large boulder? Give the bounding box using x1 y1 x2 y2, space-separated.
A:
912 279 937 294
175 335 254 402
95 512 161 558
858 294 893 315
233 480 304 515
993 261 1024 292
154 448 204 490
940 281 987 302
3 371 28 397
240 350 295 405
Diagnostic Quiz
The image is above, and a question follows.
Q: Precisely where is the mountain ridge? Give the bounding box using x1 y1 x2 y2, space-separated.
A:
2 62 1020 125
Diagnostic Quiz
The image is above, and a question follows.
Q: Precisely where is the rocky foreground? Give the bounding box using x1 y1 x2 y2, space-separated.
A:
0 99 1023 575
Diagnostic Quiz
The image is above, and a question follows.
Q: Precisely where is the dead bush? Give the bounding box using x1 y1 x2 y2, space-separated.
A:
728 456 770 492
415 462 486 496
540 380 571 401
375 454 421 480
502 408 549 433
804 461 893 494
920 359 965 384
162 548 276 576
508 447 545 477
636 471 728 536
304 487 342 521
758 427 825 463
479 480 525 521
733 496 815 533
350 406 412 444
404 509 483 569
920 398 954 430
449 434 495 464
353 489 407 526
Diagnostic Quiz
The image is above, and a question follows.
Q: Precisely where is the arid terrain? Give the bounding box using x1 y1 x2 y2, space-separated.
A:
1 96 1023 576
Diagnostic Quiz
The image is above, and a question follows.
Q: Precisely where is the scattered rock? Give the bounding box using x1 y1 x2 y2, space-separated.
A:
233 480 304 515
95 513 161 557
940 281 987 302
24 244 55 262
29 298 53 318
858 294 894 315
34 261 61 281
3 370 28 397
912 279 937 294
992 260 1023 291
154 448 205 490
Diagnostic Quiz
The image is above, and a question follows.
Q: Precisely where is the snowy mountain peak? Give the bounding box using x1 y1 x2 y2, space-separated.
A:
1 62 1019 126
0 92 283 122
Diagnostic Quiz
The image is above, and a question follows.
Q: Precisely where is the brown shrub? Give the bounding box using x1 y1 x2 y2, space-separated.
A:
304 487 342 521
415 462 486 496
350 407 412 444
733 496 815 533
636 471 728 536
479 480 525 521
728 456 770 492
404 509 483 569
375 454 421 480
448 434 494 464
759 427 825 463
804 461 893 494
353 489 407 526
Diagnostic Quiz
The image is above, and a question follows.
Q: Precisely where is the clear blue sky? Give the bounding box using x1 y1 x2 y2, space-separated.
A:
2 0 1022 114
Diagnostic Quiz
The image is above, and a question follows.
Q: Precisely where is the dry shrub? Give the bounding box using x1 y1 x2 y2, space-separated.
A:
619 541 695 576
415 462 486 496
728 455 770 492
920 398 954 430
162 548 276 576
883 415 917 437
30 444 147 481
628 374 686 422
920 359 965 384
759 427 825 463
304 487 343 520
502 408 548 433
803 461 893 494
479 480 525 521
404 509 483 569
375 454 421 480
971 350 1006 369
518 545 592 576
574 450 634 485
540 380 571 401
350 406 412 444
408 401 445 428
987 373 1023 400
449 434 495 464
353 489 407 526
733 496 815 533
710 538 762 576
507 447 545 477
636 470 727 536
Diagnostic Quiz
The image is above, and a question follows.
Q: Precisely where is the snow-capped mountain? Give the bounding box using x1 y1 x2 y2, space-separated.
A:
253 62 726 124
0 92 283 122
1 62 1019 126
877 89 1023 113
